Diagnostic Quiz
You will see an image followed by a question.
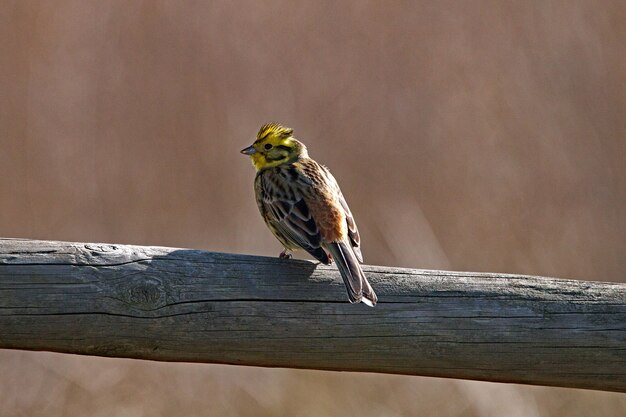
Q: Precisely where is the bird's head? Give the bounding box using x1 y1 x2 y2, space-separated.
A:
240 123 307 170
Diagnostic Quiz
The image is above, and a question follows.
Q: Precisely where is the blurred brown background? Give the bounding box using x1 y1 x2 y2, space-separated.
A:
1 0 625 416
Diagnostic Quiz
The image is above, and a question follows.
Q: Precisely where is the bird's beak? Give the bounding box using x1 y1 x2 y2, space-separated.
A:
240 145 257 155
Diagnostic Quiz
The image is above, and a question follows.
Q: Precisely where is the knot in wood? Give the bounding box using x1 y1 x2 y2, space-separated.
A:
127 277 166 310
84 244 119 252
83 244 122 261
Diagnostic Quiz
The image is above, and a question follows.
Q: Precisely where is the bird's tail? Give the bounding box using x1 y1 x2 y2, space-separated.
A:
325 241 377 307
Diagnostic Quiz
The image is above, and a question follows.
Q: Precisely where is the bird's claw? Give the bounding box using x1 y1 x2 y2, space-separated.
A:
279 250 292 260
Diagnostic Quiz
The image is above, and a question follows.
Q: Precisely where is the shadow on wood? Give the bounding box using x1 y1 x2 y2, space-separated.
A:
1 238 625 392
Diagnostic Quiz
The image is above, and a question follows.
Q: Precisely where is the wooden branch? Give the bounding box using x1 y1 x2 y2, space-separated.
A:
1 238 625 392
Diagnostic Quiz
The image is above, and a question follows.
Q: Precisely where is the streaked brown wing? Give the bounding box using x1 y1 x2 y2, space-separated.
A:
256 169 330 264
337 191 363 262
317 164 364 263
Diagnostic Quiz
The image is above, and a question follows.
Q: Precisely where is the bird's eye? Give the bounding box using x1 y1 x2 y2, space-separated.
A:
264 144 273 150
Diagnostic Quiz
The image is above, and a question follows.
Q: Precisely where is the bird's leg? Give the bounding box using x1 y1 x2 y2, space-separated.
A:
327 253 333 264
279 249 292 259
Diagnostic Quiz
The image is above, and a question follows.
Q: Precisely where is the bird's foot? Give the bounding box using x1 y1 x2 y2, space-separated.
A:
327 253 333 264
279 249 292 260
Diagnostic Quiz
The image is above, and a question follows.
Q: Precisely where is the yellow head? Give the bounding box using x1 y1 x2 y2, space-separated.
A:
240 123 308 170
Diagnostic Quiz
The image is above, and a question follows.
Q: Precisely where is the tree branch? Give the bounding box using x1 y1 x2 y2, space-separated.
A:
1 238 625 392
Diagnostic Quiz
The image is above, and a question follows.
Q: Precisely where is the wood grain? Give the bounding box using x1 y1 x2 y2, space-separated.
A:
1 238 625 392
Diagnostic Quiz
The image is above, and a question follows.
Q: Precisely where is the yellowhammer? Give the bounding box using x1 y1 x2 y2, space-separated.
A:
241 123 377 306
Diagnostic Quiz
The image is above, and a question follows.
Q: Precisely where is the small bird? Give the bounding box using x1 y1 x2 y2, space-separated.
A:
241 123 377 306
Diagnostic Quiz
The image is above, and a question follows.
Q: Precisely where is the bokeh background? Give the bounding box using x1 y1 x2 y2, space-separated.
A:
1 1 625 415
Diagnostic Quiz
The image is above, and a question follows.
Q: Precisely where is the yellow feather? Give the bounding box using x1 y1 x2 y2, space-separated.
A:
246 123 306 170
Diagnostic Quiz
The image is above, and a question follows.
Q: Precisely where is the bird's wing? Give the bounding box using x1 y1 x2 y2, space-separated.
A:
257 169 330 264
337 191 363 262
317 164 363 263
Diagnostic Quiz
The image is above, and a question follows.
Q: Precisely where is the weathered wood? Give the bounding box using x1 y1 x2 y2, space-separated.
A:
1 238 625 391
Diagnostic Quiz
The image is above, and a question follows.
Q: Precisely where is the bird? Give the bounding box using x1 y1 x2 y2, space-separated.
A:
240 122 377 306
